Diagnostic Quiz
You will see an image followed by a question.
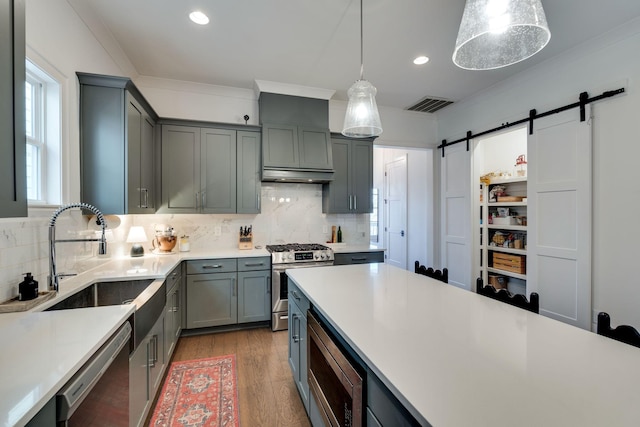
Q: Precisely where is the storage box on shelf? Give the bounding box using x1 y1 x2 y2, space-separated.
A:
492 252 526 274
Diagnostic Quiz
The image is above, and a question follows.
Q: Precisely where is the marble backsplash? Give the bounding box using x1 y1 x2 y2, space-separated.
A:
0 183 370 302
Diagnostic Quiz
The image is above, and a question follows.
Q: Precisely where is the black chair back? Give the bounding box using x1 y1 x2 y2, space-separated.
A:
596 312 640 348
414 261 448 283
476 277 539 314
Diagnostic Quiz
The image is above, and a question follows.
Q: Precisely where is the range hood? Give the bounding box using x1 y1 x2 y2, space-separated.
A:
258 90 334 183
261 168 334 183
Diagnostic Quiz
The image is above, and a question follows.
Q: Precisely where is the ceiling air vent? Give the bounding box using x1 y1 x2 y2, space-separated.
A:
406 97 453 113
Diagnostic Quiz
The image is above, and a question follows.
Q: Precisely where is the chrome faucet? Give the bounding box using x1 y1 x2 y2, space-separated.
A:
49 203 107 291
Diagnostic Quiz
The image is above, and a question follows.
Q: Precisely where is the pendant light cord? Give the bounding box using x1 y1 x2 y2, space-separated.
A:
360 0 364 80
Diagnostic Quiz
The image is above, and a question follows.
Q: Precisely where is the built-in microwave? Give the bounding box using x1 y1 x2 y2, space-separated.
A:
307 310 364 427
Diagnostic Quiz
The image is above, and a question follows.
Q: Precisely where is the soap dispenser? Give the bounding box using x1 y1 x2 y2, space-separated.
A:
18 272 39 301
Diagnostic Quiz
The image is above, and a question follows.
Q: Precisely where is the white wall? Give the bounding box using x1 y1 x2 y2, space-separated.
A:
436 17 640 329
375 147 434 270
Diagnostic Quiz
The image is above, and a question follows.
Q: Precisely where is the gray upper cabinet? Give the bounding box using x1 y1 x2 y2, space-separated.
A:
237 131 261 214
78 73 158 215
0 0 26 218
201 127 236 213
160 124 261 214
323 135 374 214
160 125 199 212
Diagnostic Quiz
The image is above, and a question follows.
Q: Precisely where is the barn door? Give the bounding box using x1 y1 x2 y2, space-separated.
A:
527 106 592 329
441 142 471 290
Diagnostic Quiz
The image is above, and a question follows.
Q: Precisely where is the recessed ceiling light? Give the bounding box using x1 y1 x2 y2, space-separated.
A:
189 11 209 25
413 56 430 65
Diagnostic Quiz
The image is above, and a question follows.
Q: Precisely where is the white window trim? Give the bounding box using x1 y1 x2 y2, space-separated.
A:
25 47 67 212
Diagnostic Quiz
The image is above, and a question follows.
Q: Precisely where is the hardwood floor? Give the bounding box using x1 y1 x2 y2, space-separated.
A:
150 327 311 427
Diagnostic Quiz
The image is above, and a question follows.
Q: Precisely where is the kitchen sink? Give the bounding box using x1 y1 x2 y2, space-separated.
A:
46 279 166 350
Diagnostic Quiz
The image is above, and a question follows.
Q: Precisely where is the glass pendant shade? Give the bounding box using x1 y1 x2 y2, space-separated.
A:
342 79 383 138
452 0 550 70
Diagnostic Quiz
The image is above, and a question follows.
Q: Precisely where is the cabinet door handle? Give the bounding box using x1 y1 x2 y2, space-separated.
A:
257 194 261 211
149 335 157 367
349 195 353 210
232 278 237 297
266 276 270 294
202 264 222 269
291 290 300 301
141 188 149 208
291 313 299 342
195 192 199 210
201 191 206 209
351 257 367 261
243 262 265 267
354 195 357 210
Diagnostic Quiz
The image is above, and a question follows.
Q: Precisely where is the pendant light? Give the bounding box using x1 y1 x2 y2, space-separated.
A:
452 0 550 70
342 0 382 138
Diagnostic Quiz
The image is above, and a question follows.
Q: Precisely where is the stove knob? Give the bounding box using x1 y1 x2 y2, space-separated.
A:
315 254 320 260
320 253 326 260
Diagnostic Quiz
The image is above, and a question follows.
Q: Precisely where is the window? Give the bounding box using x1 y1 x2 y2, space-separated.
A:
25 59 61 206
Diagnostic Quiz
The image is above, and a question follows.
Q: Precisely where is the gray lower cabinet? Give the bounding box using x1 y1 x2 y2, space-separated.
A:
322 135 374 214
77 73 158 214
186 257 270 328
0 0 26 218
333 251 385 265
160 125 260 214
288 279 310 413
186 272 237 328
237 270 270 324
25 397 55 426
130 312 165 427
367 370 421 427
165 264 183 361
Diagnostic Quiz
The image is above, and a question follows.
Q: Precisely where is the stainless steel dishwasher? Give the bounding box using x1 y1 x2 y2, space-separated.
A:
56 321 131 426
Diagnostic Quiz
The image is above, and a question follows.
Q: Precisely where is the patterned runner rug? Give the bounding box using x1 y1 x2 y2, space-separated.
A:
150 355 240 427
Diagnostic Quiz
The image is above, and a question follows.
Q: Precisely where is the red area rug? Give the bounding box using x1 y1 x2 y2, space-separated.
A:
150 355 240 427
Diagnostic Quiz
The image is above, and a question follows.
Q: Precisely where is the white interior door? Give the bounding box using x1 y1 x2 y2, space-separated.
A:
384 156 407 269
441 143 471 289
528 106 592 329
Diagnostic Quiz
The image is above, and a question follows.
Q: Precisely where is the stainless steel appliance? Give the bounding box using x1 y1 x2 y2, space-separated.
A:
267 243 334 331
308 310 363 426
56 322 131 426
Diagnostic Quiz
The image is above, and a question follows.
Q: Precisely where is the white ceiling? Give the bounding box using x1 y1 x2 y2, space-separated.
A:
71 0 640 110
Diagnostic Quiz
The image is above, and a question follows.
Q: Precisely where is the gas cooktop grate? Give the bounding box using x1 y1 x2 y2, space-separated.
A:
266 243 330 252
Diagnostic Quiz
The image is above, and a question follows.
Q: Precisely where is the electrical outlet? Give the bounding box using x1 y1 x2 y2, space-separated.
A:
214 226 222 236
322 225 328 234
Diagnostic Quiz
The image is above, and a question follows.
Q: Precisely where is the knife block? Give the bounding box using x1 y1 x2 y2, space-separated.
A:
238 233 253 250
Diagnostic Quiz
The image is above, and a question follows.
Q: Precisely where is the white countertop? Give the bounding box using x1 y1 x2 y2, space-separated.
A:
324 243 385 253
0 248 269 427
287 264 640 427
0 306 134 427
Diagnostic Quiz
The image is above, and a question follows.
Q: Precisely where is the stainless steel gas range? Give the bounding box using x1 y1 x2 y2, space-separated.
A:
267 243 334 331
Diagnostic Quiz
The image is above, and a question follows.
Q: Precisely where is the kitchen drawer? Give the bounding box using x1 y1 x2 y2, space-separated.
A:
334 251 384 265
288 278 310 314
166 263 182 294
186 259 237 275
237 256 270 272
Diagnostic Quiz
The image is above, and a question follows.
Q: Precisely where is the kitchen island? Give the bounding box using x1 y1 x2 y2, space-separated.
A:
286 263 640 426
